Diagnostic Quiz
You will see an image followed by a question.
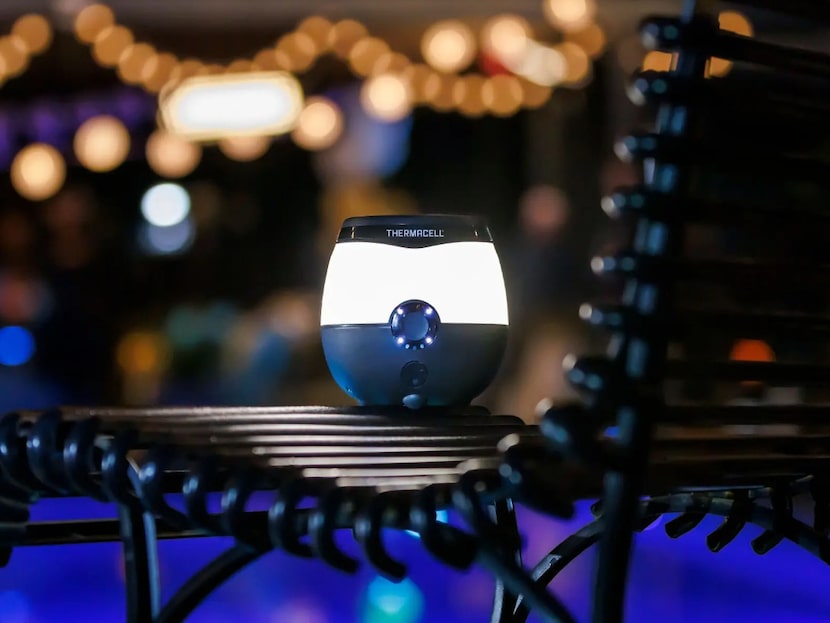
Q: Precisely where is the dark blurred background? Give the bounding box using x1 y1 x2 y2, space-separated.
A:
0 1 829 621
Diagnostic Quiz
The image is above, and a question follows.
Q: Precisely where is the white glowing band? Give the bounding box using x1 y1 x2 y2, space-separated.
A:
321 241 508 326
159 72 304 141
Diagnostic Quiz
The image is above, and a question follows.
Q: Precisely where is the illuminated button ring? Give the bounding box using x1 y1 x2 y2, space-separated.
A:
390 300 439 350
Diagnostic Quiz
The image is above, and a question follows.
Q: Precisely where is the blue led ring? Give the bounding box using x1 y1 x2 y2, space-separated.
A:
390 300 440 350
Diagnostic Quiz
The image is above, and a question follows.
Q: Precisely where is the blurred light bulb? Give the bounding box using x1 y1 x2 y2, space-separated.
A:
92 24 134 67
140 219 195 256
11 144 66 201
328 19 368 58
360 73 412 122
421 20 476 74
12 14 52 55
0 36 29 77
141 183 191 227
141 52 178 92
556 41 592 86
481 15 531 66
543 0 596 31
514 42 567 86
276 32 318 73
482 75 523 116
117 42 156 84
565 23 607 58
452 75 487 117
292 96 343 151
298 16 333 50
218 135 271 161
146 130 202 178
74 115 131 172
74 4 115 44
159 72 304 140
348 37 390 77
518 78 553 108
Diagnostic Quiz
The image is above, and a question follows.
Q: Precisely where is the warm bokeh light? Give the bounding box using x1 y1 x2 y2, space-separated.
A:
92 24 134 67
481 15 531 66
160 72 304 140
11 144 66 201
141 183 191 227
730 339 775 363
423 73 456 111
543 0 597 31
557 42 592 86
117 42 156 84
0 36 29 77
402 64 435 104
12 14 52 55
146 130 202 178
566 23 607 58
141 52 178 92
514 42 567 86
421 20 476 74
348 37 391 77
372 52 410 75
641 50 675 72
292 96 344 151
218 135 272 161
518 78 553 108
452 75 487 117
709 11 754 77
297 16 333 50
482 75 523 116
74 115 131 172
74 3 115 44
360 73 412 122
328 19 368 58
116 331 169 375
276 32 318 73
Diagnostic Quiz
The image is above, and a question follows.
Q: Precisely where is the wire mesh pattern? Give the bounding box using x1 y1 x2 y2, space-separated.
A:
3 1 830 622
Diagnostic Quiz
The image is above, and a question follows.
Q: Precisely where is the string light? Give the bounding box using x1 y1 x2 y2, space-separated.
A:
421 20 476 74
146 130 202 178
297 16 333 50
481 15 531 67
543 0 597 32
361 73 412 122
92 24 133 67
0 36 29 78
556 41 592 86
483 75 523 116
292 96 343 151
328 19 368 58
452 74 487 117
218 135 272 161
117 42 156 84
74 4 115 44
565 23 607 58
73 115 131 172
12 14 52 55
69 9 560 116
11 144 66 201
349 37 391 77
517 78 551 109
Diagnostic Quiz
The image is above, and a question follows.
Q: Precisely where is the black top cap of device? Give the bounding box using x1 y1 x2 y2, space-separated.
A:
337 214 493 248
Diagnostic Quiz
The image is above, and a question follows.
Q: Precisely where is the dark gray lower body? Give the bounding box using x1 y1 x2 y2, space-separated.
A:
321 323 508 408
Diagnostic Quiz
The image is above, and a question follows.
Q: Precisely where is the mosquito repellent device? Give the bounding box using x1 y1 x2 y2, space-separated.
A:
320 214 509 409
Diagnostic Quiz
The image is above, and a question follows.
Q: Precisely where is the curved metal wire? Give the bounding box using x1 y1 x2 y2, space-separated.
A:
155 545 265 623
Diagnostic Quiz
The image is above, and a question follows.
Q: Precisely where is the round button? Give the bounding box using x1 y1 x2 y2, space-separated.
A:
401 361 428 388
390 300 439 350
